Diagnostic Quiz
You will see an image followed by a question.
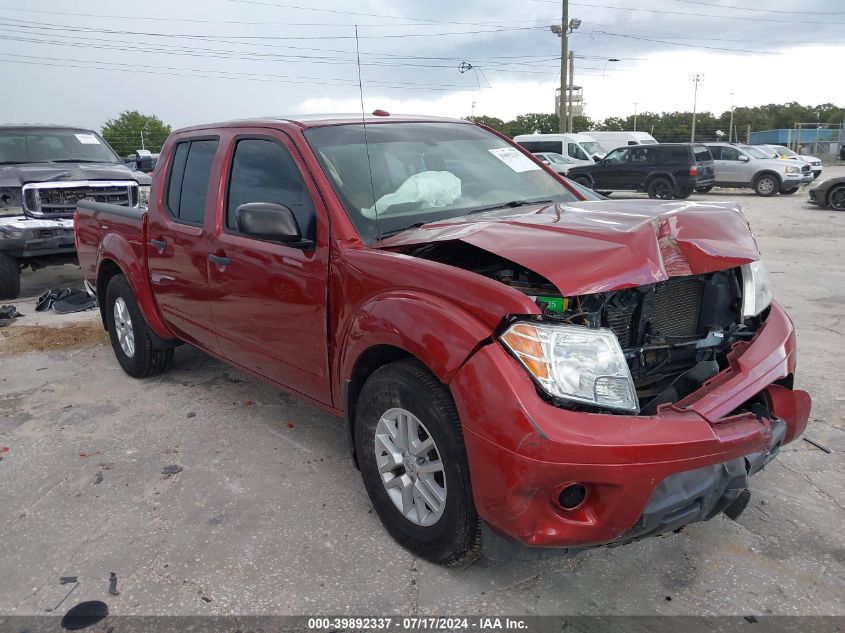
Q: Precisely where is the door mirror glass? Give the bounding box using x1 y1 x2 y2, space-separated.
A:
236 202 312 248
739 154 750 162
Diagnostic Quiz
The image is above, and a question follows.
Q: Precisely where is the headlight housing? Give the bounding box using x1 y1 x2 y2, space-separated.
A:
138 185 151 208
741 261 772 318
501 322 639 413
784 165 799 174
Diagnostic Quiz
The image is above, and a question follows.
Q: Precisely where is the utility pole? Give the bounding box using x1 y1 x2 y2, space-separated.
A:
550 2 579 133
559 0 568 133
690 73 703 142
815 111 820 157
633 102 638 131
728 92 735 144
567 51 575 133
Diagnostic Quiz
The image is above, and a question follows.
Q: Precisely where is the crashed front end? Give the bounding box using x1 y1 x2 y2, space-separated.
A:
382 199 812 554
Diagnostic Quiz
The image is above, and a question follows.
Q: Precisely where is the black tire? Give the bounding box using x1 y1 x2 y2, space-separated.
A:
105 274 173 378
780 187 799 195
573 176 593 189
647 178 674 200
676 188 694 199
753 173 779 197
828 184 845 211
695 185 714 193
0 252 20 300
354 359 480 566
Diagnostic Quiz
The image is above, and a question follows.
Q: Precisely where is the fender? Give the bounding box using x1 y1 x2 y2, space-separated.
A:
337 290 493 391
96 214 175 342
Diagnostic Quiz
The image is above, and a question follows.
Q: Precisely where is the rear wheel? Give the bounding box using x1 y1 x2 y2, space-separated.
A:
754 174 779 196
105 274 173 378
354 359 480 566
0 252 20 300
695 185 714 193
828 185 845 211
647 178 674 200
676 188 694 199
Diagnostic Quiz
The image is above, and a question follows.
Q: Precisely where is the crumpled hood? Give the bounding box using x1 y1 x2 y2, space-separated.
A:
377 199 760 296
0 162 137 187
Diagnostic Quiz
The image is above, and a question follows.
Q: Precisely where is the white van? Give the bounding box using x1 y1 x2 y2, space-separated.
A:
513 133 598 165
571 133 606 160
586 131 658 154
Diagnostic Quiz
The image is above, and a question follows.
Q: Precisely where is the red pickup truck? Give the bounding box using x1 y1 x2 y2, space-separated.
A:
75 114 811 564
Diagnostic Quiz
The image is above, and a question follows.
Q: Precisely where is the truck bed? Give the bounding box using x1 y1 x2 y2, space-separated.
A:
75 200 147 288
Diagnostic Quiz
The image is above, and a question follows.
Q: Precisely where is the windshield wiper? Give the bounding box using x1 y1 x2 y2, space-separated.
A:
376 221 429 240
467 199 554 215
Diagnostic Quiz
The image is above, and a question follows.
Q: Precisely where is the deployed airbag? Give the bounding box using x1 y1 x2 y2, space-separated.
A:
363 171 461 218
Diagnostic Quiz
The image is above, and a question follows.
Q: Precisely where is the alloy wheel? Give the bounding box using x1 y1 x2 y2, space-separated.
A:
374 407 447 527
113 297 135 358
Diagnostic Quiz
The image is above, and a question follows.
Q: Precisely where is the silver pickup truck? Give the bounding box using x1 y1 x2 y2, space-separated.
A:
702 142 814 197
0 125 150 299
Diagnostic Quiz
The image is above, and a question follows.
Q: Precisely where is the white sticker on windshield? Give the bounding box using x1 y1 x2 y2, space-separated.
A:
488 147 541 173
75 133 101 145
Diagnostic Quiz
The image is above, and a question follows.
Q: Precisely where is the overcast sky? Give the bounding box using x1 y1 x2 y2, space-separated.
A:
0 0 843 131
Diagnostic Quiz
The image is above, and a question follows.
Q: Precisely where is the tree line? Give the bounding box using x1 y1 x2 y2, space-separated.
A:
469 102 844 142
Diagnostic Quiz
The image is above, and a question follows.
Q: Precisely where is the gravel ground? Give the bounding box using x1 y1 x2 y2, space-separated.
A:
1 169 843 619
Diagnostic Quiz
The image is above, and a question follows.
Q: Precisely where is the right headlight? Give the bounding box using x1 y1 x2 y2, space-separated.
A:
501 322 639 413
741 261 772 318
784 165 799 174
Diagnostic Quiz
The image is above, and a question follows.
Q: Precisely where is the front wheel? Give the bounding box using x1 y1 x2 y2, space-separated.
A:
828 184 845 211
354 360 480 566
754 174 779 197
106 274 174 378
647 178 674 200
0 252 20 300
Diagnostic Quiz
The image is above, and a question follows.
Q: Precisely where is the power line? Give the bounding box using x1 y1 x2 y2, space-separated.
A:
672 0 845 15
527 0 845 25
0 17 547 40
588 30 782 54
0 3 552 27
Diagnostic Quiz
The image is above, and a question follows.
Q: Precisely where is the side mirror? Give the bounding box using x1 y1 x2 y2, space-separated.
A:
739 155 750 162
236 202 312 249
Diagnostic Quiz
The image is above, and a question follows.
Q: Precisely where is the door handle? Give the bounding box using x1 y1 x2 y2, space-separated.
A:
208 254 230 267
148 238 166 250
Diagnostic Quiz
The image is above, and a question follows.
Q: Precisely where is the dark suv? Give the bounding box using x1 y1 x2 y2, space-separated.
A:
567 143 715 199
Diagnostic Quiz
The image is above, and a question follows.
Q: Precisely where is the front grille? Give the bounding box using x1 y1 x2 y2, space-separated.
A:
650 277 704 339
23 181 136 218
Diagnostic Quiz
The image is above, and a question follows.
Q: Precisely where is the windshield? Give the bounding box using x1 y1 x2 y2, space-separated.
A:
305 122 581 242
579 141 603 155
0 128 120 164
773 146 798 157
743 146 770 159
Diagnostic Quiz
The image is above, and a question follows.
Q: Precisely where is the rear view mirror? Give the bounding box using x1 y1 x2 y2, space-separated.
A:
236 202 312 249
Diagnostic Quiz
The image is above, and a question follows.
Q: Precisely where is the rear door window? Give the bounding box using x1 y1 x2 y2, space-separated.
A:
707 145 721 160
629 147 651 163
165 138 219 225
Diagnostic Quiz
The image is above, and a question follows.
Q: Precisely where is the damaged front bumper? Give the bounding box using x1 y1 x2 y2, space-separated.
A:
450 301 810 554
0 215 76 258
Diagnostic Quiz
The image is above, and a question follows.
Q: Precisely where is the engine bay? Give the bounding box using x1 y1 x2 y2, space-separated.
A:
403 241 766 413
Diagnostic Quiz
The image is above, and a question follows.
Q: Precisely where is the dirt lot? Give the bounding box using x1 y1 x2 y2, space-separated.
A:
1 170 843 618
